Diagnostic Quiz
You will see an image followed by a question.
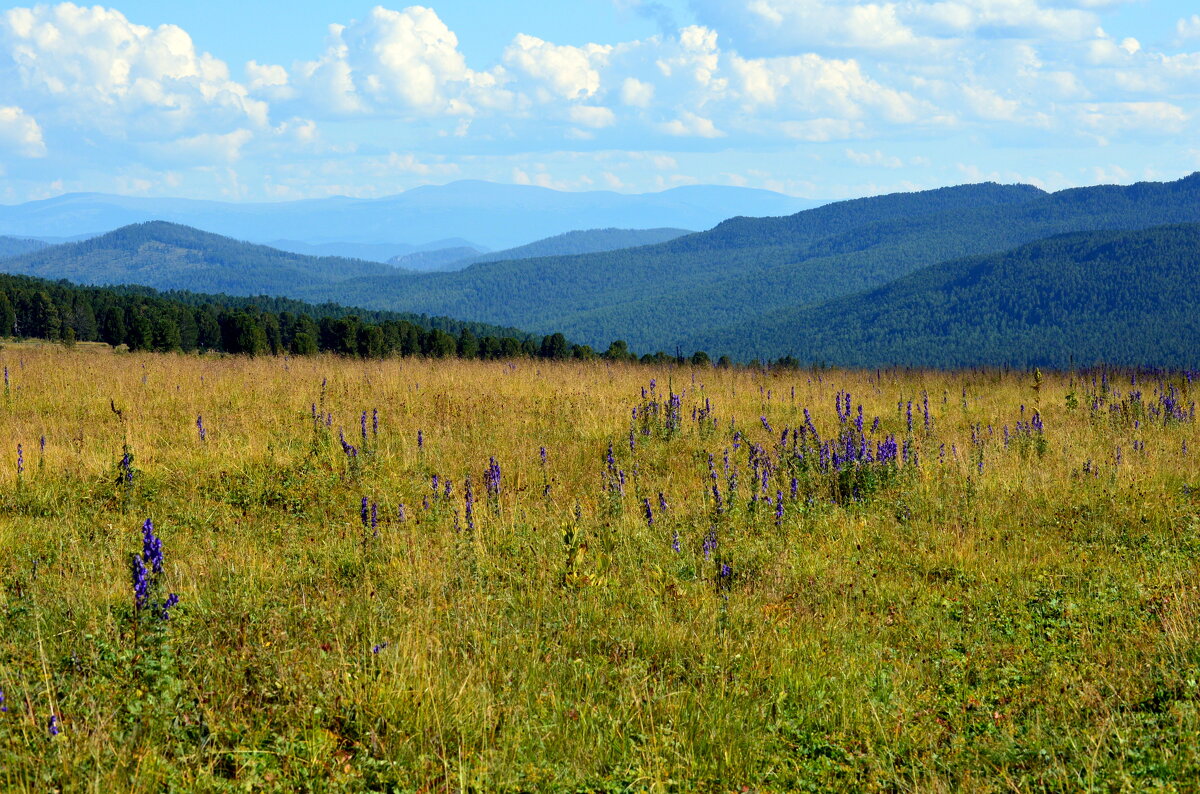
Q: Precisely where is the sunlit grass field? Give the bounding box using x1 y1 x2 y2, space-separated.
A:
0 345 1197 791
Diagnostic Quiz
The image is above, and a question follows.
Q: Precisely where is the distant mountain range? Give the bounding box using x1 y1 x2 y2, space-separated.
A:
0 181 819 251
301 174 1200 359
389 246 487 271
462 227 692 268
265 238 481 264
387 227 693 271
0 222 413 296
0 236 49 258
2 174 1198 367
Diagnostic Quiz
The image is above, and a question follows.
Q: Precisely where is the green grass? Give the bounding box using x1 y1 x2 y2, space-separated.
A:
0 346 1197 791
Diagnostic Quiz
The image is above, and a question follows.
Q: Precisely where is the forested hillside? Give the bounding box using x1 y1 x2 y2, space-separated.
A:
6 175 1200 366
310 174 1200 355
695 223 1200 368
466 227 692 266
0 236 48 258
0 222 415 293
388 246 485 271
386 227 693 272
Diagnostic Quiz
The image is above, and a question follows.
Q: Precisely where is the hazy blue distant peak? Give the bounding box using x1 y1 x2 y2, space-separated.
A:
0 236 50 259
0 181 818 248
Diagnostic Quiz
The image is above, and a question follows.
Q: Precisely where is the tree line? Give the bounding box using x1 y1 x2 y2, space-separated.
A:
0 272 738 366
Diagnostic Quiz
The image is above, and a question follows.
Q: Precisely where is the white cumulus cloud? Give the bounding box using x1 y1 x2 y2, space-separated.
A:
568 105 617 128
730 53 922 124
620 77 655 107
0 105 46 157
502 33 611 101
659 111 724 137
293 6 507 116
0 3 269 136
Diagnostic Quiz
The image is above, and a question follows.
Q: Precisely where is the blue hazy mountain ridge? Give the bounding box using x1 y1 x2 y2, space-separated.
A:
463 227 693 266
265 239 486 264
388 247 487 272
0 236 50 258
4 175 1199 365
0 182 818 250
690 223 1200 368
303 174 1200 357
390 227 696 271
0 222 417 295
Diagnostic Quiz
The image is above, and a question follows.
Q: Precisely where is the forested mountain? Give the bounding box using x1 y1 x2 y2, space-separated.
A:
306 174 1200 355
385 227 693 271
466 227 692 266
0 182 818 250
269 237 485 264
694 223 1200 368
388 246 486 271
0 222 415 294
3 223 1196 370
0 236 48 258
7 175 1200 366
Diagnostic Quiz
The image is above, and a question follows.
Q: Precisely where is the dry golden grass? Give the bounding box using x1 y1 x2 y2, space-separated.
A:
0 346 1197 791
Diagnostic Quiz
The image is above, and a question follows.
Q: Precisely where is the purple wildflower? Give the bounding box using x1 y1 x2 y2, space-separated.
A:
417 429 424 450
398 504 407 522
372 408 378 436
48 714 59 737
485 457 501 499
465 476 475 532
16 444 22 476
372 642 388 654
643 497 653 526
142 519 163 574
130 554 150 609
361 497 369 527
196 415 206 441
160 592 179 620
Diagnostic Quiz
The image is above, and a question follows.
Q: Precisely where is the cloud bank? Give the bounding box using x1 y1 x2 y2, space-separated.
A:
0 1 1195 201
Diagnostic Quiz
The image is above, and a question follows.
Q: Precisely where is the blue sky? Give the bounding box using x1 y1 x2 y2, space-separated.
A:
0 0 1197 203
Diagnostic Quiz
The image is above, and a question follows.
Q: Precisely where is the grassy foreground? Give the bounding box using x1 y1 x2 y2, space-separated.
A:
0 346 1197 792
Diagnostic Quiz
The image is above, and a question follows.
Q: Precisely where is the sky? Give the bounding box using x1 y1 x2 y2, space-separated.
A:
0 0 1198 203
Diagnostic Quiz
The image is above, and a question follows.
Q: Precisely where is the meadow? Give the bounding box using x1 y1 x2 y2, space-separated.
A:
0 344 1197 792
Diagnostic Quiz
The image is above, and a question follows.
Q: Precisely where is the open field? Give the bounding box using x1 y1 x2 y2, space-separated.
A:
0 346 1197 791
